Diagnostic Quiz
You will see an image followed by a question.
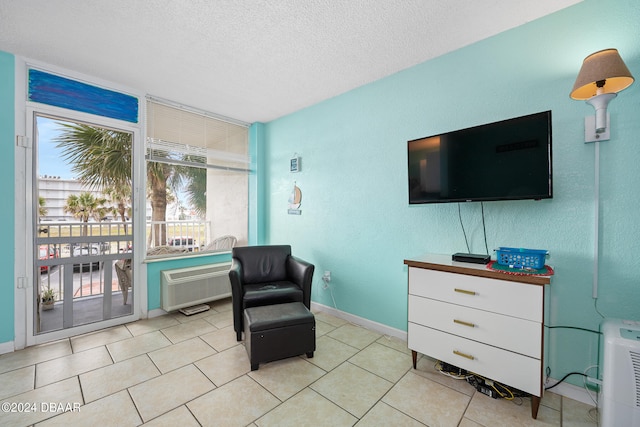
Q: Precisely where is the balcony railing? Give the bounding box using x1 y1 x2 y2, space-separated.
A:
146 220 210 253
37 219 216 302
37 221 133 303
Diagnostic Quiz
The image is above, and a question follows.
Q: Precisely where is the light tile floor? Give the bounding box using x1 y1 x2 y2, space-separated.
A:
0 298 599 426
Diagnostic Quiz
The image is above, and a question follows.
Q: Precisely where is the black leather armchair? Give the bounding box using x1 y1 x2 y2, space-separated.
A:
229 245 315 341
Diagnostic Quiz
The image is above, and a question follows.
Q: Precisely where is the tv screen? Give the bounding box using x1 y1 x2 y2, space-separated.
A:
408 111 552 204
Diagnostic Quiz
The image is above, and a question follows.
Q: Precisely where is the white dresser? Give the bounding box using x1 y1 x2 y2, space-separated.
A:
405 254 551 419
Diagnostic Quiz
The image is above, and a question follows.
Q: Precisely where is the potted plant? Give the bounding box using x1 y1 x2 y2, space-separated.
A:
41 288 56 310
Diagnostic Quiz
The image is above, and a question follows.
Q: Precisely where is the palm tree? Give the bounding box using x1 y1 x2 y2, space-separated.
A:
56 122 132 237
64 192 107 236
55 122 200 247
37 196 49 236
103 185 132 232
144 147 190 247
38 196 48 217
55 123 132 190
146 159 176 246
180 158 207 217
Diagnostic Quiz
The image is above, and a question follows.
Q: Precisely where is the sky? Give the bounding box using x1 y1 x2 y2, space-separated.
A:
36 116 75 179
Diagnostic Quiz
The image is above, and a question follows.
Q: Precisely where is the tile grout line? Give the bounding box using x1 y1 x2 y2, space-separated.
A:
2 303 588 426
126 384 145 424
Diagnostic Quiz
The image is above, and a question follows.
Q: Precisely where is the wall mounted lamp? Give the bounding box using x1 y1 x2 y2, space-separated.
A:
570 48 634 142
571 49 635 300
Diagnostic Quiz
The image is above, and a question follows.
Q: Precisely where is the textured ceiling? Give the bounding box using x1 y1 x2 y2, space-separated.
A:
0 0 582 123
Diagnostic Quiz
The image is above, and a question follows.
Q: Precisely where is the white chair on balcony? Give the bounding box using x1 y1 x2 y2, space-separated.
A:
146 246 188 256
114 259 131 305
204 235 237 251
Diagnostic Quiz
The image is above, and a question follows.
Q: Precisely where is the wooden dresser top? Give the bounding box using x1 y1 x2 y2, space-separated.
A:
404 254 551 286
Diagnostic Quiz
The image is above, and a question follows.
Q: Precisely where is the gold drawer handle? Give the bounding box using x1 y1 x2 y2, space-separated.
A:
453 319 475 328
454 288 476 296
453 350 475 360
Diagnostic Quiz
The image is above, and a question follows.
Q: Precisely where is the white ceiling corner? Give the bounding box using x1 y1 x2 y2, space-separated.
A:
0 0 582 123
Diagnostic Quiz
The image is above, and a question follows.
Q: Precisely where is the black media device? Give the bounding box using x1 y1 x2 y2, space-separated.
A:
407 111 552 204
452 253 491 264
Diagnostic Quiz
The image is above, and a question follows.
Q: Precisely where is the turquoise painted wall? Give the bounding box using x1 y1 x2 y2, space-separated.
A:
0 51 15 344
263 0 640 386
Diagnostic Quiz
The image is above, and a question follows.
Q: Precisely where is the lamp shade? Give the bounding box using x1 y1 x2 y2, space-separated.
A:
570 48 634 100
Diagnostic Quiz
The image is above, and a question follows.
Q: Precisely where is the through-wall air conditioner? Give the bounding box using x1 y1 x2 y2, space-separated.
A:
161 262 231 312
600 318 640 427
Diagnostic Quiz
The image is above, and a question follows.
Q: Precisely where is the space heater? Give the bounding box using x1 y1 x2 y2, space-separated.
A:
600 318 640 427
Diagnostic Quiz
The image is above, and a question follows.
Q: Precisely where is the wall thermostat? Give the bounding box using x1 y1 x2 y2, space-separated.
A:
290 156 301 173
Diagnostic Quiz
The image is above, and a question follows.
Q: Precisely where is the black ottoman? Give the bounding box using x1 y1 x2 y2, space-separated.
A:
244 302 315 371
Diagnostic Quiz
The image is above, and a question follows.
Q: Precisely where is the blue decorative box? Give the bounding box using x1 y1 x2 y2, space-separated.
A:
495 247 548 269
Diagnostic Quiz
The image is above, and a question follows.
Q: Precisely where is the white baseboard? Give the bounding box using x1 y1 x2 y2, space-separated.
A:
545 379 597 407
0 340 15 355
310 302 407 341
310 302 596 407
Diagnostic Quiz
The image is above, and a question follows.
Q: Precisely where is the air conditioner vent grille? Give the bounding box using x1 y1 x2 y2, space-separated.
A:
169 264 229 280
631 350 640 408
601 319 640 426
161 262 231 311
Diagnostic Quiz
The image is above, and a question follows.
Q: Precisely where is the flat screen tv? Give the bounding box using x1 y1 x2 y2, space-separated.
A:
408 111 552 204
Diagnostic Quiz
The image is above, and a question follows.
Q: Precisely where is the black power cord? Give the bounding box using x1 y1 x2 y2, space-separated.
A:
458 202 490 255
545 372 588 391
481 202 489 255
458 203 471 253
545 325 601 335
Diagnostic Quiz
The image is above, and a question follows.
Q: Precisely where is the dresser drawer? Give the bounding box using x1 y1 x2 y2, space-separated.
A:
408 267 543 322
408 296 541 358
408 323 542 396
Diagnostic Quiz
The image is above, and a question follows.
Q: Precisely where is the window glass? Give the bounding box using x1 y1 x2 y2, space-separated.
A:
145 101 249 257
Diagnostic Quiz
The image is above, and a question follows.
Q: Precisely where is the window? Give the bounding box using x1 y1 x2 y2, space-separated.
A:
145 100 249 257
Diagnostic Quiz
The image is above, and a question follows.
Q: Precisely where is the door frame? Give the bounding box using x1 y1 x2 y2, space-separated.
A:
14 59 147 348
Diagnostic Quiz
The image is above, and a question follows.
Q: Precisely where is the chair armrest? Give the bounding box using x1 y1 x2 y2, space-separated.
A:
229 258 243 300
287 256 315 308
229 258 245 339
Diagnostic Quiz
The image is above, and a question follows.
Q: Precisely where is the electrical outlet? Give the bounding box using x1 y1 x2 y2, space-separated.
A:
322 271 331 282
